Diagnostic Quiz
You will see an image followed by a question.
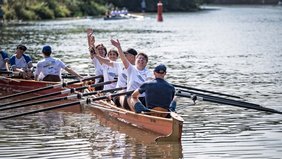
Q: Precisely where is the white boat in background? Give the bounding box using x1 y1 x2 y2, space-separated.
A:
104 13 144 20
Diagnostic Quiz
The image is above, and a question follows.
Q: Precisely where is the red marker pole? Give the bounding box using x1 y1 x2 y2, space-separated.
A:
157 0 163 22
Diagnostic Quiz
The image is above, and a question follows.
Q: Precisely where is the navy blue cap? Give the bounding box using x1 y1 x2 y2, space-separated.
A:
42 45 52 53
154 64 167 74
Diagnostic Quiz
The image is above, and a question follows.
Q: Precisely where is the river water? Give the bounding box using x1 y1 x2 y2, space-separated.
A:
0 5 282 159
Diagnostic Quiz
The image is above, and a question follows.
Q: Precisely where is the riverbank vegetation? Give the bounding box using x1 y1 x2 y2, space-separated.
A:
0 0 107 21
0 0 202 21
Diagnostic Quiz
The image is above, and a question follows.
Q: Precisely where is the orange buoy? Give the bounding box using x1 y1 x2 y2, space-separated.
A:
157 0 163 22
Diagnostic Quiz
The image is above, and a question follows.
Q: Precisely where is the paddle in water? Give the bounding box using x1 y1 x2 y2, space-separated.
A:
176 90 282 114
173 83 241 99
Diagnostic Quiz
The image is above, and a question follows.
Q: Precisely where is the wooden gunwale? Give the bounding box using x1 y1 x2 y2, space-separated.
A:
85 91 184 142
0 77 84 113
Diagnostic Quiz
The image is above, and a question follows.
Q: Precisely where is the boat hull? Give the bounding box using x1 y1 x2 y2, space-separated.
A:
85 99 183 142
0 78 83 113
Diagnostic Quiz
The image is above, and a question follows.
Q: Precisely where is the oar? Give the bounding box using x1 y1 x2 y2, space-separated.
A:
176 91 282 114
0 71 13 75
0 80 117 107
177 89 260 107
61 73 96 79
0 75 102 101
0 87 126 112
172 84 241 99
0 90 133 120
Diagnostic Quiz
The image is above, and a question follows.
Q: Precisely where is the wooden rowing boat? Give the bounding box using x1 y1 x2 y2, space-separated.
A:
84 91 184 142
0 77 59 93
0 77 84 113
0 77 183 142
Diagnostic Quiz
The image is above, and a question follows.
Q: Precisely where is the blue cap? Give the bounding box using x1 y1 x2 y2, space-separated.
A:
154 64 166 74
42 45 52 53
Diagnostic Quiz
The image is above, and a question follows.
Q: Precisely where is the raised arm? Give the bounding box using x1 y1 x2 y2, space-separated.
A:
111 39 129 69
64 66 83 80
87 28 94 48
93 53 114 67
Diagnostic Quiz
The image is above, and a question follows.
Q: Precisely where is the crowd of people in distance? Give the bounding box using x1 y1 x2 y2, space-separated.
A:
0 28 177 117
105 7 129 18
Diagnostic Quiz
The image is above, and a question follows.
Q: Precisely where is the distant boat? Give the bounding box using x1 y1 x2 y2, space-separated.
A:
104 13 144 21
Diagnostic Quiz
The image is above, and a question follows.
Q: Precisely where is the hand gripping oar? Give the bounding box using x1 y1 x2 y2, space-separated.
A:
176 91 282 114
0 75 102 101
0 90 133 120
172 84 241 99
0 87 126 112
0 79 117 108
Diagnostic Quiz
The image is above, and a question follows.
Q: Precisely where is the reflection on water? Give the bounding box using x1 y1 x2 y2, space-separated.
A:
1 5 282 159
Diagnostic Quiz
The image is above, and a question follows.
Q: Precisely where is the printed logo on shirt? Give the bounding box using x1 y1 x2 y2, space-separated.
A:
108 72 116 78
137 75 145 82
122 73 127 80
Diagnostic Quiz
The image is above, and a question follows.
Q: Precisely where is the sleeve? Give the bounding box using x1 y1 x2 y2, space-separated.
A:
10 56 16 67
24 54 32 64
138 83 147 94
57 59 66 69
2 52 9 61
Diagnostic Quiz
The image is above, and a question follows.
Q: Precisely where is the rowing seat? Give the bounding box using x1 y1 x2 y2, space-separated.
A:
150 107 168 118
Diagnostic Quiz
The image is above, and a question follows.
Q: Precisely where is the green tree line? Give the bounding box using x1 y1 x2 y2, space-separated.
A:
0 0 202 21
0 0 107 20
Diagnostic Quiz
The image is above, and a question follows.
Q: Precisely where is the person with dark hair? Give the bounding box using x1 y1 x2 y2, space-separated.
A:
0 46 10 71
129 64 177 117
10 44 33 79
34 45 82 82
111 39 153 109
87 28 107 90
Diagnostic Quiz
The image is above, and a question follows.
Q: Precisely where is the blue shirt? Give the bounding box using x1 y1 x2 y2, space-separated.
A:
138 78 175 109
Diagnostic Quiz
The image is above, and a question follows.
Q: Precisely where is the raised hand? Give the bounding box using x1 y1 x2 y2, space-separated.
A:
111 39 121 49
86 28 93 37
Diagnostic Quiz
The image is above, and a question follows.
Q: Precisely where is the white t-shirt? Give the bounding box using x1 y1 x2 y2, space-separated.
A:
127 64 153 97
113 62 127 88
92 57 103 83
35 57 66 79
102 63 118 90
13 56 30 69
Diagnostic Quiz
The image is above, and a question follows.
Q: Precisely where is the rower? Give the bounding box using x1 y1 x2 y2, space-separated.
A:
34 45 83 82
111 39 153 109
129 64 177 117
87 28 108 90
10 44 33 79
0 46 10 72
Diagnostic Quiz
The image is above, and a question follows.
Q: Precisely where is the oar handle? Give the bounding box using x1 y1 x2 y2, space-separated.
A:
82 87 126 97
89 90 133 102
